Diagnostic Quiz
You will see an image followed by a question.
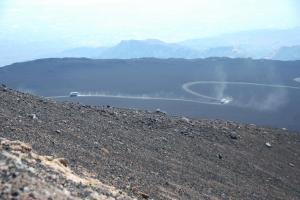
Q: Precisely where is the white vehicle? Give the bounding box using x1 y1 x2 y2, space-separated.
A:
220 97 232 104
69 92 79 97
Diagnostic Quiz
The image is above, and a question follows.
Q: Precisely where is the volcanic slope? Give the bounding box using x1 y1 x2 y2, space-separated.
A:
0 84 299 200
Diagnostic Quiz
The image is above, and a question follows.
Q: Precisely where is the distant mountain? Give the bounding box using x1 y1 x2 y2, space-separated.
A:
59 43 254 60
99 39 201 59
56 28 300 61
59 39 201 59
272 46 300 61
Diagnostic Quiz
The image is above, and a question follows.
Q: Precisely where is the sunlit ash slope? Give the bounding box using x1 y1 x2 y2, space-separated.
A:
0 85 299 200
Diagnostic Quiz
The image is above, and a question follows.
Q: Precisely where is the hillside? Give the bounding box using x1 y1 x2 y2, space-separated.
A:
1 58 300 131
0 84 299 199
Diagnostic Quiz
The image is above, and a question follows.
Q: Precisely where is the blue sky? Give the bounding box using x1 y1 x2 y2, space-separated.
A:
0 0 299 47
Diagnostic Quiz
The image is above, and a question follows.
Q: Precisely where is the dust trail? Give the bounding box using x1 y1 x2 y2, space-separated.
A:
242 87 288 111
46 81 300 106
46 93 222 105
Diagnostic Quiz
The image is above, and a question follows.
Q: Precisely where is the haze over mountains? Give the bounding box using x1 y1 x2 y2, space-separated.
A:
48 27 300 58
1 27 300 67
59 27 300 60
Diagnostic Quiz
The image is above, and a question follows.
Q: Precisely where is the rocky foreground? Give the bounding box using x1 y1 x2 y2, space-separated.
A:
0 84 299 200
0 138 133 200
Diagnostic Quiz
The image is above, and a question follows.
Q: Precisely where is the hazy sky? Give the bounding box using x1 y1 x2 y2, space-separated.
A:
0 0 299 46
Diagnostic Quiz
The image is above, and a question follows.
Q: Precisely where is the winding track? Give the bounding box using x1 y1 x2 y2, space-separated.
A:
47 81 300 105
182 81 300 101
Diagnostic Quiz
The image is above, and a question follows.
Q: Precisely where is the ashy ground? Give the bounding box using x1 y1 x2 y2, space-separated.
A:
0 84 299 199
